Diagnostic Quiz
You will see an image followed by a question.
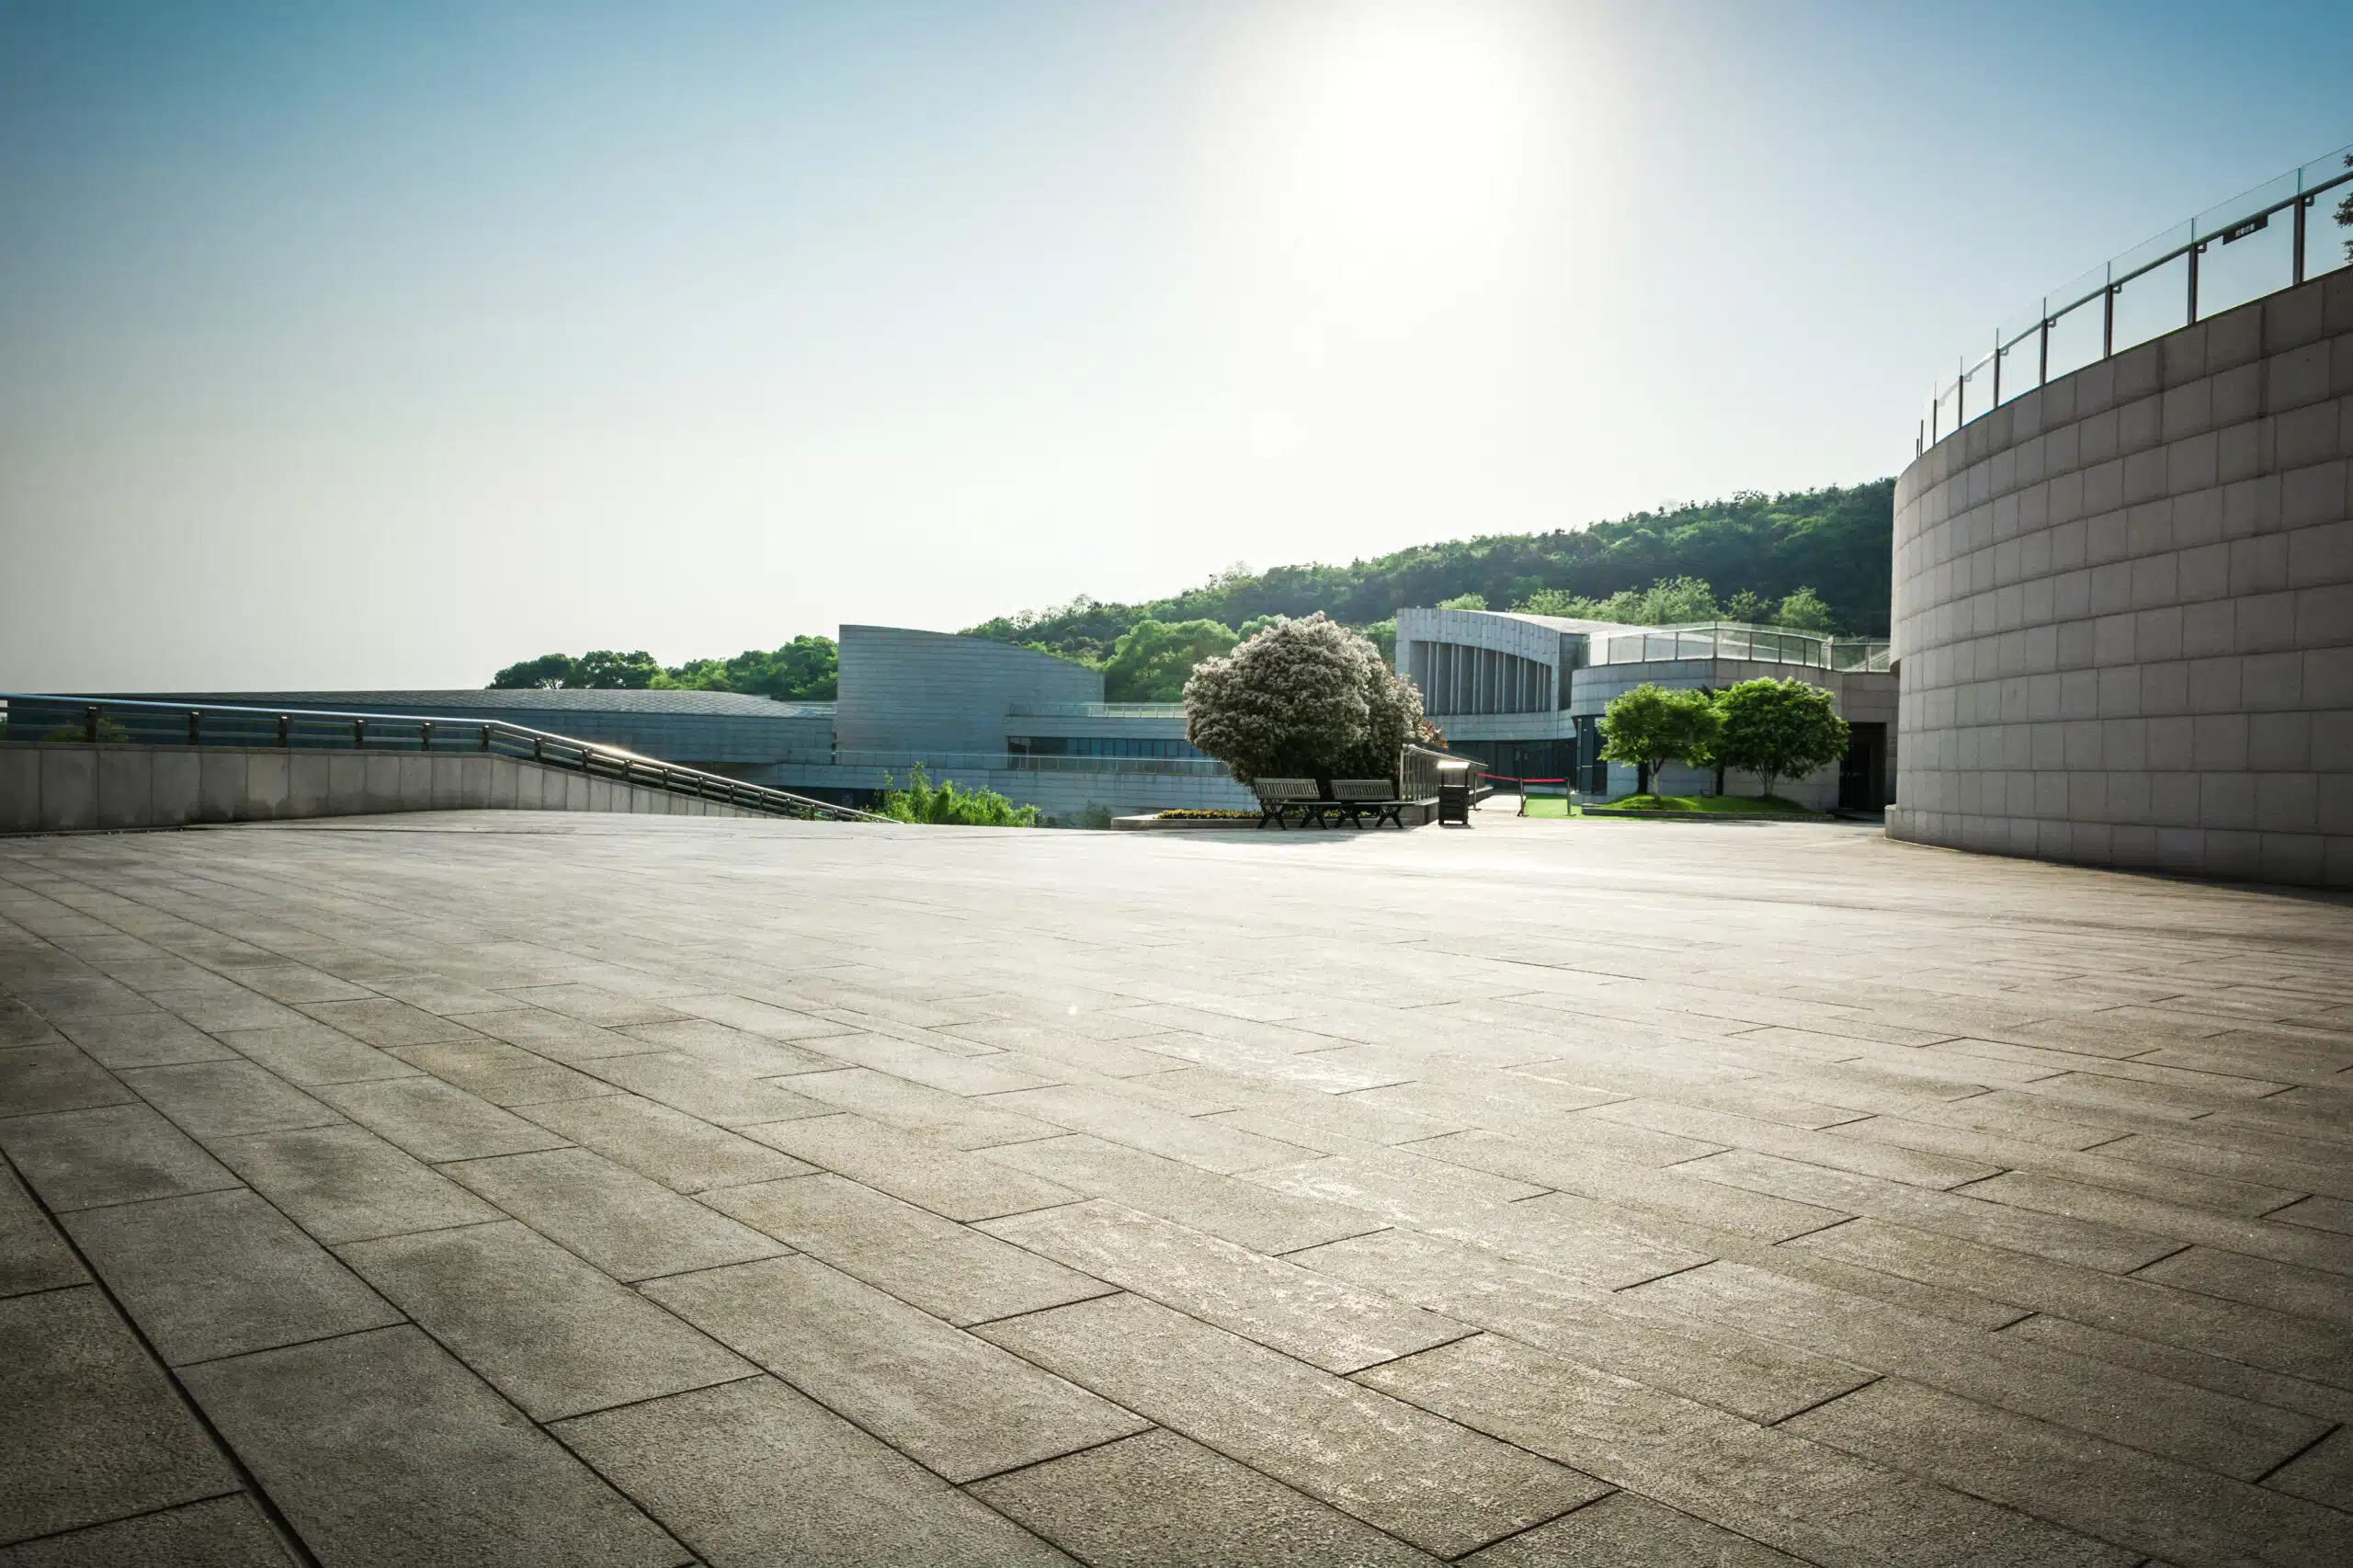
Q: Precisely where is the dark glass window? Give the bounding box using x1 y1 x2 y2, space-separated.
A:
1005 735 1205 760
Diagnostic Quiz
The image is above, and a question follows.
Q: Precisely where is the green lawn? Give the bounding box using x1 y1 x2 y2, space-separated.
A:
1518 793 1823 819
1597 793 1824 816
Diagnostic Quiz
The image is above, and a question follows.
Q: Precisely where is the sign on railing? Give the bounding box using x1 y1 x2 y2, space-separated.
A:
1921 144 2353 454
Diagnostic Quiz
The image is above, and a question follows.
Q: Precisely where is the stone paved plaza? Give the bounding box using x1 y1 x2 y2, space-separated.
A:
1 809 2348 1567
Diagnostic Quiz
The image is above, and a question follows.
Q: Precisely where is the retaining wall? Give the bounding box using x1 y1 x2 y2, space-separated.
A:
1891 268 2353 886
0 745 762 835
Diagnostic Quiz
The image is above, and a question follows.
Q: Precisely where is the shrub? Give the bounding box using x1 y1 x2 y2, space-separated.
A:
1713 678 1848 799
1598 685 1720 795
1183 614 1417 786
877 766 1040 827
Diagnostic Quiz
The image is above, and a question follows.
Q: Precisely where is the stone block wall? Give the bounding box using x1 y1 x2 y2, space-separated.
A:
0 746 762 835
1890 268 2353 885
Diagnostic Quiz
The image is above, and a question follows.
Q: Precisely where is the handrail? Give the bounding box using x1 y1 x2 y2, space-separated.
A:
1922 144 2353 453
0 694 892 824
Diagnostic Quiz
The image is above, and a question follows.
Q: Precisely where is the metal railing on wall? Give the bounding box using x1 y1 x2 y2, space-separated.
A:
1921 145 2353 454
1593 623 1892 673
0 694 890 824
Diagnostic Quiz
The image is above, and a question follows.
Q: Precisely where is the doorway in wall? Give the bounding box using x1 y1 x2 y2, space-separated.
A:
1838 723 1887 810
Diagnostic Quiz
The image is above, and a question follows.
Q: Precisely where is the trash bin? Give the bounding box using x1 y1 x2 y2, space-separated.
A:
1436 760 1472 826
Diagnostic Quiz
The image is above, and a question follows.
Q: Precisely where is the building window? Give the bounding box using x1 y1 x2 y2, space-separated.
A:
1006 735 1206 759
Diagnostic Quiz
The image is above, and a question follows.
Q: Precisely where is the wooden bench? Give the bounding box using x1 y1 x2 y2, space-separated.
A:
1328 778 1414 828
1251 778 1323 829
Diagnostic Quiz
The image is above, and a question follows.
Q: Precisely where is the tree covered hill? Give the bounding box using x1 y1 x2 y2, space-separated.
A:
964 480 1894 664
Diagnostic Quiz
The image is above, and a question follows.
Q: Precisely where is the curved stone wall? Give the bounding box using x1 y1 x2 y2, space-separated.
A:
1891 270 2353 885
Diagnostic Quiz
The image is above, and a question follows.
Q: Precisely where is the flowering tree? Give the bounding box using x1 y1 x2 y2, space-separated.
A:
1182 614 1416 785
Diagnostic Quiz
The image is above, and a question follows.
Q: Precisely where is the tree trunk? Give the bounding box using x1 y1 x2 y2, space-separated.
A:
1713 761 1725 796
1636 759 1651 796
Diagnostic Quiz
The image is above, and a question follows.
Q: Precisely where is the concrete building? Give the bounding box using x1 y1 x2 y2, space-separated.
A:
1396 605 1897 810
1890 269 2353 886
95 627 1254 824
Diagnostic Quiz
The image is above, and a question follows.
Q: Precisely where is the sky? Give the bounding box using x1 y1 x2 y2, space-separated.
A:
4 0 2350 689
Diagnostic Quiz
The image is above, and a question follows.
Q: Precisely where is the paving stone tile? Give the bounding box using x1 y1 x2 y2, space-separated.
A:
2132 1244 2353 1324
0 1494 294 1567
987 1135 1381 1253
0 998 66 1049
641 1254 1143 1481
552 1375 1074 1567
118 1061 340 1141
308 1076 568 1162
445 1007 652 1062
649 993 858 1043
1296 1228 1871 1423
0 1165 85 1296
445 1146 784 1281
984 1200 1470 1372
1461 1492 1804 1567
2269 1194 2353 1234
206 1124 500 1244
228 964 375 1006
790 1066 1066 1148
1784 1377 2346 1568
181 1325 688 1568
1999 1312 2353 1424
2263 1425 2353 1509
616 1017 838 1074
215 1022 419 1085
970 1427 1443 1567
515 1092 814 1193
1683 1149 2182 1271
0 1287 236 1544
976 1293 1600 1557
742 1111 1075 1221
390 1037 614 1106
499 983 688 1028
341 1220 753 1420
584 1051 832 1127
1358 1335 2134 1568
148 988 312 1034
1792 1217 2353 1385
1411 1131 1847 1243
1961 1169 2353 1273
1827 1113 2309 1215
0 1103 241 1211
54 1013 238 1070
1586 1098 2002 1189
985 1084 1312 1170
703 1172 1109 1323
1240 1147 1546 1228
0 1044 131 1119
1626 1258 2328 1478
63 1187 399 1365
295 997 481 1049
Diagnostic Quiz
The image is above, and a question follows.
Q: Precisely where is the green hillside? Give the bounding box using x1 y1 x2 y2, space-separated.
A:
964 480 1894 668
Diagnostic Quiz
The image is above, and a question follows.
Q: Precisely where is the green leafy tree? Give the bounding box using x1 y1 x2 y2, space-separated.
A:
490 653 579 689
1722 588 1770 623
1436 592 1488 611
963 481 1898 654
1773 586 1835 632
1516 576 1719 625
568 650 660 689
1101 619 1238 702
1713 678 1849 800
1354 619 1396 665
877 765 1040 826
1184 614 1407 786
1599 684 1721 796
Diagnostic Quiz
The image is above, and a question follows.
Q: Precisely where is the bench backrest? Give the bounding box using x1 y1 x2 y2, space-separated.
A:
1330 778 1397 801
1254 778 1323 802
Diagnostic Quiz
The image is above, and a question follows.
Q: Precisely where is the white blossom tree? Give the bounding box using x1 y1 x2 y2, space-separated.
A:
1182 614 1417 785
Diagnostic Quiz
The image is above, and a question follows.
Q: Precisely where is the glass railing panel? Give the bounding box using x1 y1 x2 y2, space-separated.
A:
2110 248 2191 356
1995 311 2041 405
2044 290 2105 382
2194 199 2295 322
1957 351 1995 426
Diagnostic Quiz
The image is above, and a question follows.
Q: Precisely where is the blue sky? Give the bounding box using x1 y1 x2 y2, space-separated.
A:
5 0 2349 687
